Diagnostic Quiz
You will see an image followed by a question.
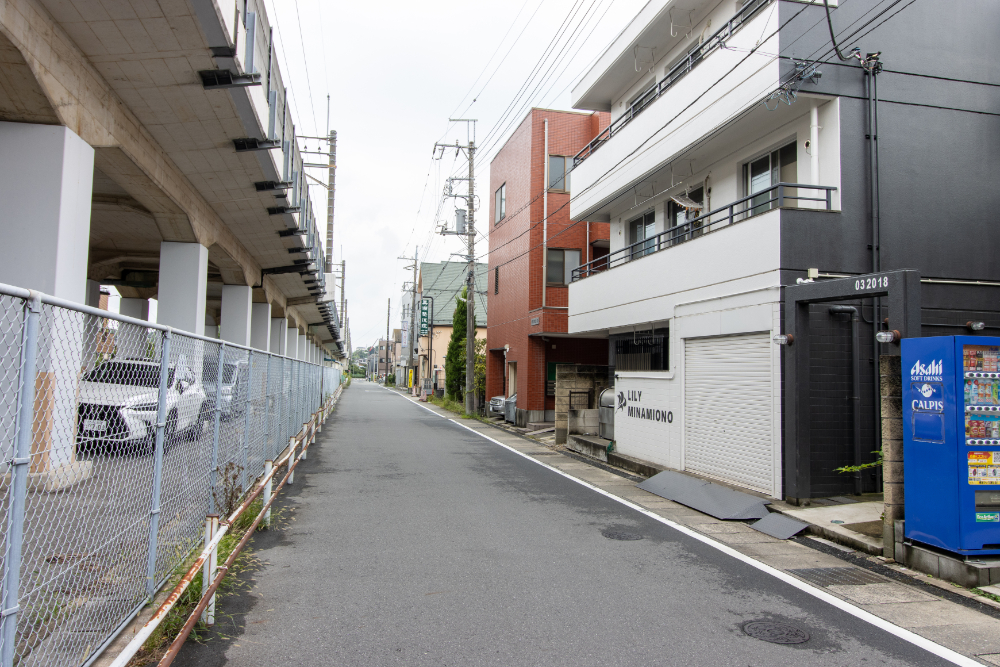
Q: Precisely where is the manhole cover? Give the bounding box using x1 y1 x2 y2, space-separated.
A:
742 621 809 644
601 528 643 541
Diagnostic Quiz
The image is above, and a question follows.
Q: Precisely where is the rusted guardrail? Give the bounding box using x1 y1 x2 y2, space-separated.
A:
108 386 342 667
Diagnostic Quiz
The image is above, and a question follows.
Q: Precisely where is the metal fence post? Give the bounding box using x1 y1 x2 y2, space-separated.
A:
288 437 296 485
143 329 172 599
201 514 219 626
262 460 273 528
276 357 285 461
263 354 274 466
209 343 225 515
240 350 254 492
0 292 41 666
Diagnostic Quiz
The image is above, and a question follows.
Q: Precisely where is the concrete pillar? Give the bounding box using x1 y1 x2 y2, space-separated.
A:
158 242 208 334
251 302 271 351
85 280 101 308
288 323 299 359
297 334 307 361
0 123 94 302
119 298 150 321
204 325 219 339
118 297 152 357
270 318 287 355
220 285 252 346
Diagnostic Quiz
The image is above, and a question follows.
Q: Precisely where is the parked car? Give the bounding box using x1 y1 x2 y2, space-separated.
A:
77 359 208 453
203 361 248 419
489 395 505 417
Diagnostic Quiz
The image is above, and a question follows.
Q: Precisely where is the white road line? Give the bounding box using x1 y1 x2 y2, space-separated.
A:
438 415 980 667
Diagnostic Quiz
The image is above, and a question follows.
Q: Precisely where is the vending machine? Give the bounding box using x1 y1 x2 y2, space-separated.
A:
903 336 1000 555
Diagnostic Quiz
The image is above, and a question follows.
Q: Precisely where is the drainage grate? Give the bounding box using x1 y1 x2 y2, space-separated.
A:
601 528 643 541
742 621 809 644
787 567 886 587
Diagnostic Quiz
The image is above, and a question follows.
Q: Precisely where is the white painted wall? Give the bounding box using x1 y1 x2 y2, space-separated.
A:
0 123 94 303
571 208 781 334
612 290 783 498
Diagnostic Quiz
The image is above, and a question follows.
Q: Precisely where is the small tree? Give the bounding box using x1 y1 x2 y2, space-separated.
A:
474 337 487 407
445 287 468 401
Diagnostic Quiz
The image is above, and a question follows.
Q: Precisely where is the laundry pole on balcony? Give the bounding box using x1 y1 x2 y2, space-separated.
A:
542 118 549 308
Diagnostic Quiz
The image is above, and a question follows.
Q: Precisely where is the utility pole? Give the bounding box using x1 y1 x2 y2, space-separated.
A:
398 248 419 388
326 130 337 273
434 118 477 415
385 298 390 383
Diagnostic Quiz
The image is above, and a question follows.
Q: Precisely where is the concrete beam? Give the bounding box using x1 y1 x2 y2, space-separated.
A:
0 0 274 294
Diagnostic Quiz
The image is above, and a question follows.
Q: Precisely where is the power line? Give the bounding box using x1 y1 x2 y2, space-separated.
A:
292 0 320 134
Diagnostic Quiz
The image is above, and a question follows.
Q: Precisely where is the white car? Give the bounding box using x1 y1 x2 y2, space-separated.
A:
77 359 209 453
203 360 248 419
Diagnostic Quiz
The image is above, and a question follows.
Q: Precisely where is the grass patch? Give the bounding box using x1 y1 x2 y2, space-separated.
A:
426 393 469 417
127 496 278 666
972 587 1000 604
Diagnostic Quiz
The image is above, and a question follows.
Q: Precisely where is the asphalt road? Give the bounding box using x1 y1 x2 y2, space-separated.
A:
177 381 958 666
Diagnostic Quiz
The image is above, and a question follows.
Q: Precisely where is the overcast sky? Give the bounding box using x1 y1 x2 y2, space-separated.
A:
261 0 648 351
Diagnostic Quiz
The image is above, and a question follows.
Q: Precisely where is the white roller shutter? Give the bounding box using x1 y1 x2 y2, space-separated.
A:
684 333 774 495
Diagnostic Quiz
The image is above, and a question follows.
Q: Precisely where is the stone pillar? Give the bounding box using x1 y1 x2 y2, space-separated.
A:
881 355 903 560
220 285 252 346
270 318 287 355
157 242 208 335
250 302 271 351
0 123 94 302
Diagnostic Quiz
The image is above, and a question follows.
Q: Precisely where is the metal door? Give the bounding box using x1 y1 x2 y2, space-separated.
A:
684 333 774 494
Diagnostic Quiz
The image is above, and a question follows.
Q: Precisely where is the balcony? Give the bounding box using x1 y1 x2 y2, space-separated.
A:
573 0 773 167
569 0 788 221
572 183 836 282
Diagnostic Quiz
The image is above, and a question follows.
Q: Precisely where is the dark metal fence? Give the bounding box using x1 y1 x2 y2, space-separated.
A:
0 281 342 667
571 183 837 282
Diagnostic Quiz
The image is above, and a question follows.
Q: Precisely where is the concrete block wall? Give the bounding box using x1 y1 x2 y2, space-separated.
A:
554 364 610 444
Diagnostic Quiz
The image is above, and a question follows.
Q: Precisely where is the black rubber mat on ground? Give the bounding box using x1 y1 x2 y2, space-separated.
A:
637 470 770 520
750 512 808 539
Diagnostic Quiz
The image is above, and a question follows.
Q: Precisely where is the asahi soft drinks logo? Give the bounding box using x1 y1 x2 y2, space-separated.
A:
618 389 672 423
910 359 943 382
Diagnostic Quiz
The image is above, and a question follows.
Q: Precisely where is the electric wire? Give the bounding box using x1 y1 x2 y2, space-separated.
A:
291 0 320 134
823 0 853 60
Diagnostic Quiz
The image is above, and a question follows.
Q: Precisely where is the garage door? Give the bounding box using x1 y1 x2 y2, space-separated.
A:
684 333 774 495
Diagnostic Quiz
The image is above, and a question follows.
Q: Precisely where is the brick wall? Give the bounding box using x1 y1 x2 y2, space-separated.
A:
486 108 610 412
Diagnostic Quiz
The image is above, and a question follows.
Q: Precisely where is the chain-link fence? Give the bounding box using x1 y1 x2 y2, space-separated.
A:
0 282 343 667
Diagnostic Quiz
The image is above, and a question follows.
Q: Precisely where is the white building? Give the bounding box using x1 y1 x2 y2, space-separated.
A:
567 0 843 498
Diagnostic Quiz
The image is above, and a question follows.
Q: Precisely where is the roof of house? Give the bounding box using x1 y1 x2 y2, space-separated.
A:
419 261 488 327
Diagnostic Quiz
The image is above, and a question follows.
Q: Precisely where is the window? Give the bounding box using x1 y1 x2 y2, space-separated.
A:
548 156 571 192
744 141 797 217
614 332 668 372
494 183 506 224
494 266 499 294
627 211 656 259
546 248 581 285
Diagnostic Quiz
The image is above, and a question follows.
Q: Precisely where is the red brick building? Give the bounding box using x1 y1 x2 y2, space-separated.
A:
487 108 610 425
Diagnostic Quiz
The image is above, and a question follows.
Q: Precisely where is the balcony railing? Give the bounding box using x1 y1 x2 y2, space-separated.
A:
573 0 773 167
571 183 836 281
